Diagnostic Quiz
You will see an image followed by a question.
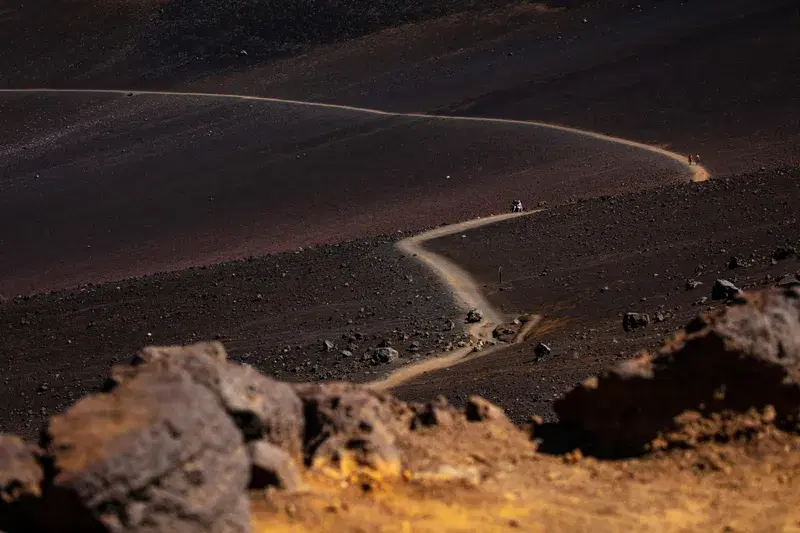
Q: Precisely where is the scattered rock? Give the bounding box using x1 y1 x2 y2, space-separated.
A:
408 341 421 352
372 347 399 365
492 324 517 343
340 350 353 357
622 312 650 332
777 274 800 287
556 286 800 455
321 340 335 352
466 309 483 323
534 342 552 359
248 440 305 492
711 279 741 301
653 312 668 323
728 256 750 269
685 279 702 291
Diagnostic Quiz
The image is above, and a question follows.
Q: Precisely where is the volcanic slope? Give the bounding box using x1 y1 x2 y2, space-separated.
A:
184 0 799 176
0 235 469 440
3 1 796 179
0 91 687 296
397 167 800 422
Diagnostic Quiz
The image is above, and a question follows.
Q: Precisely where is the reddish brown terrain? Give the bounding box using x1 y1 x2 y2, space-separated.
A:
1 289 800 532
0 0 799 530
0 91 687 295
413 168 800 422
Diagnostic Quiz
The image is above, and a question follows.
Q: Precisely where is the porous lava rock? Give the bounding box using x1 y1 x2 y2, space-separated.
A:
555 286 800 455
43 368 251 533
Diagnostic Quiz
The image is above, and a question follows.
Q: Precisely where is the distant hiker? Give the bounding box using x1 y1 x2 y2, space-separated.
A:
695 154 701 165
688 154 693 165
511 200 523 213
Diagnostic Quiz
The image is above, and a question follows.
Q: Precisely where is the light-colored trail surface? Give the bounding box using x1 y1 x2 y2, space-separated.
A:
369 211 542 391
0 87 710 387
0 88 709 183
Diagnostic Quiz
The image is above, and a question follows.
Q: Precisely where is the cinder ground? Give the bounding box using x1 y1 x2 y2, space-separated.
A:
0 3 799 527
0 91 686 296
409 168 800 422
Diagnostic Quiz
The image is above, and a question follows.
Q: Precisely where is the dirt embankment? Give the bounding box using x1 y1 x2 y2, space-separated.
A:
1 285 799 533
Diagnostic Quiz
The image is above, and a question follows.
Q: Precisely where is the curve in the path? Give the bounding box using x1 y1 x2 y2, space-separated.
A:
0 87 711 387
0 88 710 183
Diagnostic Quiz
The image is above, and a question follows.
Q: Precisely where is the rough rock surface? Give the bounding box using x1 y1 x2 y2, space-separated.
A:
466 309 484 323
555 286 800 455
0 435 42 504
533 342 552 359
115 342 304 456
248 440 305 492
711 279 742 301
622 312 650 331
492 324 518 343
371 347 399 365
293 382 408 472
44 368 251 533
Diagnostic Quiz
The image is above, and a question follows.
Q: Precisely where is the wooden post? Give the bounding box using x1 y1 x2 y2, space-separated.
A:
498 266 503 285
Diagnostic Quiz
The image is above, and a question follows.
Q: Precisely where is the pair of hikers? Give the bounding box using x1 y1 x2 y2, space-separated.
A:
688 153 701 165
511 200 523 213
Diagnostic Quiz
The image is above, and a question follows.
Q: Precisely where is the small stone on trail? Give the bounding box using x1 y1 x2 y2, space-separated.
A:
466 309 484 323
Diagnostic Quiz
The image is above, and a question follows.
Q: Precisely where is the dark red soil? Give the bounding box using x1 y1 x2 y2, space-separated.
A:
187 0 799 176
402 168 800 423
0 236 464 439
0 0 798 442
0 92 685 296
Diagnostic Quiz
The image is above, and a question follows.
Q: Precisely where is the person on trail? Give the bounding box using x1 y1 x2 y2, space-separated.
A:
511 200 523 213
695 154 701 165
688 154 693 165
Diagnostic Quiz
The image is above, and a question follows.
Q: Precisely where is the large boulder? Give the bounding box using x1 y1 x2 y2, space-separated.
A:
43 367 251 533
555 286 800 455
113 342 304 456
293 382 408 474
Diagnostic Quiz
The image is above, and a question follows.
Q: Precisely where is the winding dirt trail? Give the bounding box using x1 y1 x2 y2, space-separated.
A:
0 87 710 387
0 88 709 182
